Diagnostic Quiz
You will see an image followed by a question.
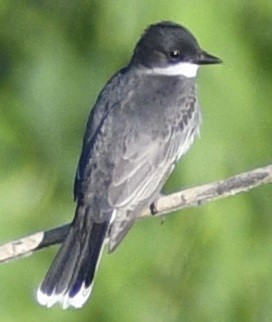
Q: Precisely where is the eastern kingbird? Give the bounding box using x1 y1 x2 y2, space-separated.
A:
37 21 222 309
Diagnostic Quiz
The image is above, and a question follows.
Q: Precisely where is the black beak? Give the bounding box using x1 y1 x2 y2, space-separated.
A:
194 51 222 65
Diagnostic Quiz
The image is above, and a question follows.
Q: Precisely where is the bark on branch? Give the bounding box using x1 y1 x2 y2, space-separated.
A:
0 164 271 264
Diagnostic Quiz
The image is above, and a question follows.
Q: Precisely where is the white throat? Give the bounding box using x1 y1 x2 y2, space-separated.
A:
148 62 199 78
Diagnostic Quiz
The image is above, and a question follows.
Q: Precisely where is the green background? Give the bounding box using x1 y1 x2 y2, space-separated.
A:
0 1 272 321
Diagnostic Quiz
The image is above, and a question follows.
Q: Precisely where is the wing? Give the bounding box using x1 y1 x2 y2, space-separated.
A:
74 68 127 200
108 127 180 210
107 119 199 252
105 129 178 252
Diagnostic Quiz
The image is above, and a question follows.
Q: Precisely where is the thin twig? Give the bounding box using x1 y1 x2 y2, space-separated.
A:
0 164 271 264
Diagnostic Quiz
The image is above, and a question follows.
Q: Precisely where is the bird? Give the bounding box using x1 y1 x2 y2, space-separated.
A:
37 21 222 309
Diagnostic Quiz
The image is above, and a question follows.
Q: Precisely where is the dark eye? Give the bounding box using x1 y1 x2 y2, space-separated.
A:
170 49 181 60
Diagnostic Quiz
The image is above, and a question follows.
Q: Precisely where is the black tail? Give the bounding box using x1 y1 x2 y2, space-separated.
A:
37 206 110 309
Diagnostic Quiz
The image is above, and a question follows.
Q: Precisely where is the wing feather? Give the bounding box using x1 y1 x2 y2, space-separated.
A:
108 135 177 209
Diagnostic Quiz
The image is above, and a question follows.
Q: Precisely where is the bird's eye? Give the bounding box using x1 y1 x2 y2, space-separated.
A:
170 49 181 60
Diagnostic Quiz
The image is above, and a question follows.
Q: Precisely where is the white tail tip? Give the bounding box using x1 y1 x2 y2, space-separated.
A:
37 282 93 309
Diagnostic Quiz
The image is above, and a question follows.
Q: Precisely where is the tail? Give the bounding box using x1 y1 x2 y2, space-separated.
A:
37 205 111 309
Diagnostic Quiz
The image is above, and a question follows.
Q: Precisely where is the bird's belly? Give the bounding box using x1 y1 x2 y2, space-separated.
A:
176 124 200 161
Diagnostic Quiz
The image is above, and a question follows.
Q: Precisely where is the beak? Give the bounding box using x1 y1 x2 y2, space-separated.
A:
194 51 222 65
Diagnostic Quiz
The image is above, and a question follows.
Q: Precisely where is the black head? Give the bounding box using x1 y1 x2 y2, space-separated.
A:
131 21 222 70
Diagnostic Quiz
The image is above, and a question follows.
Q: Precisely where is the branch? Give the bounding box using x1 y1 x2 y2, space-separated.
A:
0 164 271 264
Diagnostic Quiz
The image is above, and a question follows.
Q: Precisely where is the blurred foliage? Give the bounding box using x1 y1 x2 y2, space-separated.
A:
0 1 272 321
